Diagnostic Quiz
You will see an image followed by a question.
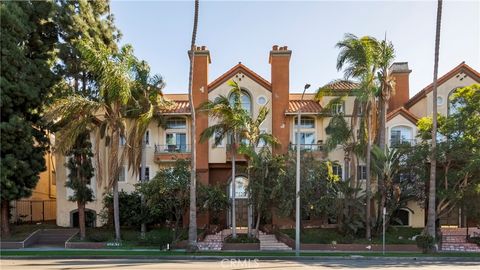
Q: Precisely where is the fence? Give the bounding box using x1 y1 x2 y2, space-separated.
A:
11 200 56 223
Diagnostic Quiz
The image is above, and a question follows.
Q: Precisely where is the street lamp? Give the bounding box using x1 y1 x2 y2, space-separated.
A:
296 83 311 256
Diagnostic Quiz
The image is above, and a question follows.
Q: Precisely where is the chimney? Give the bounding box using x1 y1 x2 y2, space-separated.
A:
188 46 210 184
389 62 411 112
269 45 291 154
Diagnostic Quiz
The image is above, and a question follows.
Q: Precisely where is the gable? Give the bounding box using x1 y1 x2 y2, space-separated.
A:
208 63 271 92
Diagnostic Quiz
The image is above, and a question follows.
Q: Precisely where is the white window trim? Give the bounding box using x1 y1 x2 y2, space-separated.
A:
257 95 268 106
138 165 151 182
292 117 317 145
118 165 127 183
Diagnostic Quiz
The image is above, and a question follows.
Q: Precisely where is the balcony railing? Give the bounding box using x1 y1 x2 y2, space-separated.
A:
390 139 415 147
154 144 191 153
289 143 326 151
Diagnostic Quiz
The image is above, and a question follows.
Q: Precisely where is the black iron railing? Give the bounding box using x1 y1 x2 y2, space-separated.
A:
154 144 191 153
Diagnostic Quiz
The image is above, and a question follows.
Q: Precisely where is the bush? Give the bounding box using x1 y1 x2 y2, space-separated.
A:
467 236 480 246
415 235 436 253
88 230 111 242
225 234 259 243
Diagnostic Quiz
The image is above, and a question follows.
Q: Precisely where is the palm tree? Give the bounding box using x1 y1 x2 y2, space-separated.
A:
124 60 169 237
238 105 278 236
187 0 200 250
199 80 248 238
335 34 379 240
46 40 143 242
427 0 443 241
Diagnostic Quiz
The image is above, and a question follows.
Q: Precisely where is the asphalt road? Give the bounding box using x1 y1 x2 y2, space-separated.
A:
1 258 479 270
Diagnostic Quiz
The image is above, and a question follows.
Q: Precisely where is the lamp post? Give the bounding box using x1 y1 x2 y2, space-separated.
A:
296 83 310 256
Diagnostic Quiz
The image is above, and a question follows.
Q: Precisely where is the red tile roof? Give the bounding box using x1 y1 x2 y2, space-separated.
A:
159 100 190 114
286 100 323 114
322 80 360 91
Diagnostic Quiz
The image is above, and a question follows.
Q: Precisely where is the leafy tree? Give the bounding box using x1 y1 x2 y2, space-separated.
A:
65 132 94 240
139 159 191 241
101 190 154 229
199 80 250 238
418 84 480 230
197 184 229 225
1 1 58 237
55 0 121 98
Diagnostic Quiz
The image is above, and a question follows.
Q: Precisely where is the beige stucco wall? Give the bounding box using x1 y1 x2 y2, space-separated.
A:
425 75 478 117
207 73 272 163
407 200 425 228
386 114 418 146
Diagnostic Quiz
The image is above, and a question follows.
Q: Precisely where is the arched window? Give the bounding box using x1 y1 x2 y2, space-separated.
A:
448 88 464 116
229 90 252 115
390 125 413 146
229 176 249 199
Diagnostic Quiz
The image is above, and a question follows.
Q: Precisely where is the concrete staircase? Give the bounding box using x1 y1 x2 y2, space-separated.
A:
31 229 78 248
441 228 480 252
258 231 292 251
197 231 224 251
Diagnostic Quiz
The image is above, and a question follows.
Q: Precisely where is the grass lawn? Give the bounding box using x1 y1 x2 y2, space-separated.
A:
1 250 480 258
281 227 423 244
1 223 60 242
70 227 203 249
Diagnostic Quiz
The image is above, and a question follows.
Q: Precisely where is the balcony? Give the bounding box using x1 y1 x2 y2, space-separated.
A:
289 143 327 159
154 144 191 163
390 139 415 148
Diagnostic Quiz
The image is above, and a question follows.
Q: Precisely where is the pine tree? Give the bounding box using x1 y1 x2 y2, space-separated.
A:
1 1 58 237
65 132 94 240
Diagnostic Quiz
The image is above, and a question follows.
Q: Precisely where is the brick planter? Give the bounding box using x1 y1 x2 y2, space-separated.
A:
276 231 420 252
0 229 41 249
222 243 260 250
66 241 107 249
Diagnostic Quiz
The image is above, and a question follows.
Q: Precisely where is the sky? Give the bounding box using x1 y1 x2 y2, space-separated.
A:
110 0 480 96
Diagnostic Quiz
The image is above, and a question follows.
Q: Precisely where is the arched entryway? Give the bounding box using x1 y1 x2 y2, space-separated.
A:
228 176 253 228
70 209 96 228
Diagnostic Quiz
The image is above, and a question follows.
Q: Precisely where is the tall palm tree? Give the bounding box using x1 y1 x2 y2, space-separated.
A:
427 0 443 240
46 40 142 242
124 60 169 237
238 105 278 236
187 0 200 250
335 34 379 240
199 80 248 238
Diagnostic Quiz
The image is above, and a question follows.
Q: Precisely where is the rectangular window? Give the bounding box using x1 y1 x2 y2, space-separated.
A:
357 165 367 180
332 164 343 180
118 166 126 182
294 118 315 129
166 133 187 152
390 130 401 146
166 118 186 129
331 103 344 115
144 130 150 145
138 166 150 182
295 132 315 148
214 130 224 147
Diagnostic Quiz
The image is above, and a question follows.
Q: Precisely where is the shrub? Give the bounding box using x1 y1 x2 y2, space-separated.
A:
415 235 436 253
88 231 111 242
225 234 259 243
467 236 480 246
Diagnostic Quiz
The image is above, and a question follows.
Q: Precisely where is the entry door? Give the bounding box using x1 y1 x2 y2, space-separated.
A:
235 199 248 227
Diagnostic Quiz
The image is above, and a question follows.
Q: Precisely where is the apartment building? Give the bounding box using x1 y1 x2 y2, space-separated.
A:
55 45 480 229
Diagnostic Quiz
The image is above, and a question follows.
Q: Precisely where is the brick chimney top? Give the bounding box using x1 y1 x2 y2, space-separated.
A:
269 45 291 63
390 62 411 73
188 45 211 63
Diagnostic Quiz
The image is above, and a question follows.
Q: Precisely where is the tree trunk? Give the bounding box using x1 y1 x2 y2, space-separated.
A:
1 200 10 238
187 0 199 251
427 0 443 242
140 137 147 238
255 210 261 238
78 201 86 240
378 97 387 150
113 180 121 241
231 133 237 238
366 114 372 240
